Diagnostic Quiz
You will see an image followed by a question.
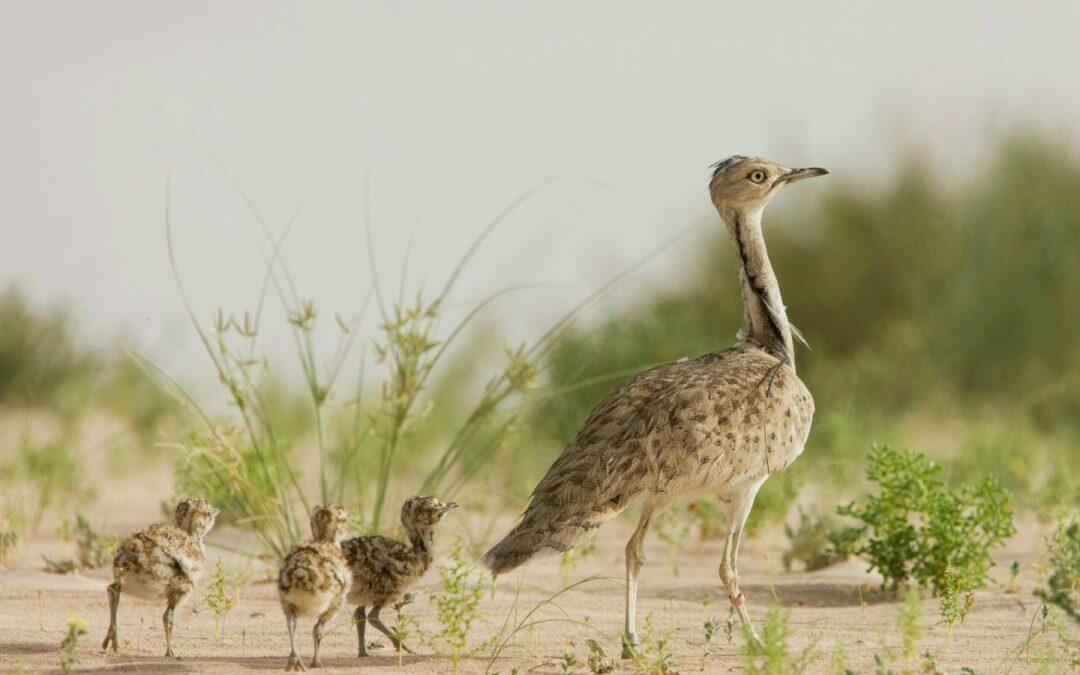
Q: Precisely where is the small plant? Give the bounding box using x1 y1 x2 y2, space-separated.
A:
586 638 616 674
830 641 856 675
0 502 26 569
938 567 974 630
782 507 850 572
655 507 691 577
687 498 725 540
389 592 418 666
742 605 815 675
897 586 922 673
630 613 677 675
430 539 488 674
702 618 719 669
59 613 89 673
204 559 241 638
1006 560 1021 593
70 514 120 569
560 539 597 586
559 648 579 673
837 445 1015 597
1036 517 1079 622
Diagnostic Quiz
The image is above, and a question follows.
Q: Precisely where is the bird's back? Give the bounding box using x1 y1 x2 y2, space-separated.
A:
341 535 426 607
484 344 813 574
278 541 350 616
112 523 204 599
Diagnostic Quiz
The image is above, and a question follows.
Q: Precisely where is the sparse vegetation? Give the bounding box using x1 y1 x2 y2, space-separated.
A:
204 559 245 639
430 539 488 674
389 592 418 666
59 613 88 673
836 445 1015 608
741 605 815 675
629 613 677 675
1037 517 1080 622
782 507 850 572
585 638 616 674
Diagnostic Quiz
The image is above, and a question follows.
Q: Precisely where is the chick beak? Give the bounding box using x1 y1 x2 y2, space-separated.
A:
776 167 829 184
442 502 459 514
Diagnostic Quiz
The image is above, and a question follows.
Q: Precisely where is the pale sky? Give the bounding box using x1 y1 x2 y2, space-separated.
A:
3 1 1079 375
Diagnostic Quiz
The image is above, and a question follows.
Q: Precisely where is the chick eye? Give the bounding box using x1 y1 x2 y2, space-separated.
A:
749 170 767 183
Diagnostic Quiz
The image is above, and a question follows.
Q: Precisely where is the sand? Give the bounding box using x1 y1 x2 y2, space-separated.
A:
0 509 1070 674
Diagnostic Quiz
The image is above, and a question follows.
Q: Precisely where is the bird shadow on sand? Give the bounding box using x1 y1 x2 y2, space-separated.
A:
0 641 55 656
657 581 897 608
92 652 443 672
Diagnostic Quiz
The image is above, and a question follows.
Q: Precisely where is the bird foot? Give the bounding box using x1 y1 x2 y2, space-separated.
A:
285 655 306 671
101 632 117 653
308 658 323 669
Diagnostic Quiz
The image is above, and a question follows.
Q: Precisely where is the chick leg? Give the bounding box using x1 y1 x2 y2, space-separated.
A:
101 581 122 652
285 611 305 671
368 604 414 654
354 606 368 657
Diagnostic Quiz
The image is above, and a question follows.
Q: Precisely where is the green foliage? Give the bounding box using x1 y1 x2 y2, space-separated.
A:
585 638 616 674
742 605 815 675
0 287 95 410
389 593 418 666
896 586 922 672
629 613 677 675
430 539 488 674
558 648 579 674
837 445 1015 607
0 501 26 568
1037 518 1080 622
14 431 85 532
782 508 850 572
204 559 247 638
59 613 89 673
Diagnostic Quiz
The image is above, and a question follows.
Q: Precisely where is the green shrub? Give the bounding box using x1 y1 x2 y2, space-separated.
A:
742 605 815 675
782 508 850 572
429 539 487 674
1036 518 1079 622
837 446 1015 613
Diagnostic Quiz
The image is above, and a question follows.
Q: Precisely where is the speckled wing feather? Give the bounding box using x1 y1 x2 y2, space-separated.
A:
342 535 429 607
483 344 813 574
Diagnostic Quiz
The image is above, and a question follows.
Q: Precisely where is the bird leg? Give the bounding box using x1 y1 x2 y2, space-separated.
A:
622 506 656 659
368 603 413 654
311 609 333 668
719 484 764 649
354 606 368 657
162 599 178 658
285 611 305 671
101 581 122 652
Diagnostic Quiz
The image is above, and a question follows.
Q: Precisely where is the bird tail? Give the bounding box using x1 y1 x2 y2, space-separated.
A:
481 491 632 575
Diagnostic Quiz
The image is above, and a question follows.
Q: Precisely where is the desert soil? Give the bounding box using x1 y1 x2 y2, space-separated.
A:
1 495 1067 675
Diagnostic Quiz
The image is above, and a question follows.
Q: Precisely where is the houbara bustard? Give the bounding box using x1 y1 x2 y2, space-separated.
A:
483 156 826 653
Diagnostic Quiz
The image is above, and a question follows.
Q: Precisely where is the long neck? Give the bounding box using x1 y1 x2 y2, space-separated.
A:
723 207 795 368
408 527 434 562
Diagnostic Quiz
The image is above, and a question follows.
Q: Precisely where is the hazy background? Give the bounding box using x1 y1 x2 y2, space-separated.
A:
3 1 1080 372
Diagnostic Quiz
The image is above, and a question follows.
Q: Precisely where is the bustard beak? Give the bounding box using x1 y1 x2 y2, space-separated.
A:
776 167 828 184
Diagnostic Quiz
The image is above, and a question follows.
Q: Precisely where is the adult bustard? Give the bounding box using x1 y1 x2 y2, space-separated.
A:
483 156 827 651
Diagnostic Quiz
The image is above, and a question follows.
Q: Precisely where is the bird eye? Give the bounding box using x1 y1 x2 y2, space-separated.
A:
749 170 767 183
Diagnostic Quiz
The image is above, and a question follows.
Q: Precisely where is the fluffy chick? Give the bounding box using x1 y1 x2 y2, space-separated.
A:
341 496 457 656
278 504 351 671
102 496 220 657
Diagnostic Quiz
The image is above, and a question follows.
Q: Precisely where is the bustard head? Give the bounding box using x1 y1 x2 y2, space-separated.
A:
310 503 352 544
174 496 220 537
401 496 458 536
709 155 827 215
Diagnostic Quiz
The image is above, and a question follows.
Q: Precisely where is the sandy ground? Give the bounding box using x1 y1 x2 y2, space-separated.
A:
0 507 1070 674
